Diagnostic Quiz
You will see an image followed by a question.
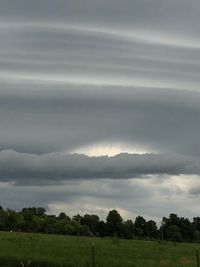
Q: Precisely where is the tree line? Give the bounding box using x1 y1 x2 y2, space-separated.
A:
0 206 200 242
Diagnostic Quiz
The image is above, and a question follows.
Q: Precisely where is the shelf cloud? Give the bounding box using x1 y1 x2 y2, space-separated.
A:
0 150 198 185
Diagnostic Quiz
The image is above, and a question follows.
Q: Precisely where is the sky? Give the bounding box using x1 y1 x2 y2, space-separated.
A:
1 0 200 222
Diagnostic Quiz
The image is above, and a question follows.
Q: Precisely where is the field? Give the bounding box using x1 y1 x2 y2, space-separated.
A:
0 231 199 267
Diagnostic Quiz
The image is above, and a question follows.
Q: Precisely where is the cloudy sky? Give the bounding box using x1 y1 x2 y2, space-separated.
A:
1 0 200 222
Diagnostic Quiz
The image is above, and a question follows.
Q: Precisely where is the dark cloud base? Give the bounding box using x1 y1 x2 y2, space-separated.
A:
0 149 197 185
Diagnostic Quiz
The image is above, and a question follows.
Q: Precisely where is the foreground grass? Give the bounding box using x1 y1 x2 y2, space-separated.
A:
0 231 199 267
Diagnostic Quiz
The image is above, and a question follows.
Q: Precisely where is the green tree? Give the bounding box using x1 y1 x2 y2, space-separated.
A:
82 214 99 235
96 220 107 237
0 208 6 230
122 220 135 239
193 217 200 231
179 217 193 241
58 212 68 220
106 210 123 236
194 230 200 242
134 216 147 237
166 225 183 242
36 207 46 216
146 220 158 238
73 214 83 224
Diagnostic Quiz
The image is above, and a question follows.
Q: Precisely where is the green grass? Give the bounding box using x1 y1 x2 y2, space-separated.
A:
0 231 199 267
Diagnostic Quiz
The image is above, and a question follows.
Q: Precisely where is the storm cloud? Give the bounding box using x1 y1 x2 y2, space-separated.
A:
0 150 195 185
0 85 200 157
0 0 200 219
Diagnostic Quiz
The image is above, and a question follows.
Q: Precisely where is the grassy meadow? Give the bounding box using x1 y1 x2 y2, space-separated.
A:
0 231 199 267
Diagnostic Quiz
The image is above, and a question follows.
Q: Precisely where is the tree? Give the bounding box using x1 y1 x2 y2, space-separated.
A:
166 225 183 242
96 220 107 237
194 230 200 242
82 214 99 235
134 216 147 237
106 210 123 236
72 214 83 224
0 208 6 230
6 209 24 231
193 217 200 231
169 213 179 225
161 214 193 242
58 212 70 220
146 220 158 239
179 217 193 241
122 220 135 239
36 207 46 216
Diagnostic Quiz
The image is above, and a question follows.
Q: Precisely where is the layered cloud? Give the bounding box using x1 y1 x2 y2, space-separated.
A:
0 85 200 157
0 22 200 90
0 149 198 185
0 0 200 219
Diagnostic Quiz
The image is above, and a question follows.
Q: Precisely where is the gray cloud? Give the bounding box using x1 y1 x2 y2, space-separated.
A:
0 24 200 90
0 149 197 185
1 0 200 43
0 176 198 222
0 85 200 157
0 0 200 220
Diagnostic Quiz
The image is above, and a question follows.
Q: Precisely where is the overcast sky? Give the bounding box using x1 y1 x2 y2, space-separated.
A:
1 0 200 222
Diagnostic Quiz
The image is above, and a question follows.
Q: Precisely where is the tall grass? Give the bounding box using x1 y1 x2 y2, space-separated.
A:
0 231 198 267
